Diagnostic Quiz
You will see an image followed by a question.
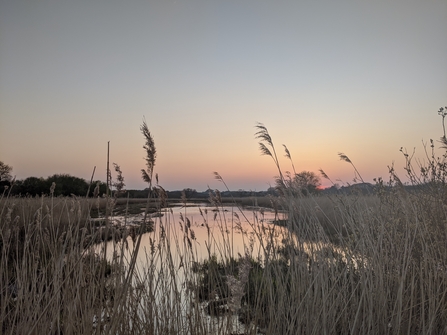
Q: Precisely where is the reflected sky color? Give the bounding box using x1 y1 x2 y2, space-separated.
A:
1 0 446 191
106 204 289 263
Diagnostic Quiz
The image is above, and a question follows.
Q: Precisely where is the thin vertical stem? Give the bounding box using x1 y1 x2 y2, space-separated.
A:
85 166 96 198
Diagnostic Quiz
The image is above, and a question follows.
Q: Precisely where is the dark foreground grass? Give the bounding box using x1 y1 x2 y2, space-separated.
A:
2 182 447 334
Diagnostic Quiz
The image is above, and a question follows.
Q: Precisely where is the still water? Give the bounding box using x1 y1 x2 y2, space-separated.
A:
103 203 289 264
99 204 288 334
99 204 354 334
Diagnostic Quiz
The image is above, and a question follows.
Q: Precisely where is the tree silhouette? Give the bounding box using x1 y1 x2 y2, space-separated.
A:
0 161 13 182
293 171 321 195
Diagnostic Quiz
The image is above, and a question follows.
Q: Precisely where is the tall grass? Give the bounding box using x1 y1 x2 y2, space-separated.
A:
2 120 447 334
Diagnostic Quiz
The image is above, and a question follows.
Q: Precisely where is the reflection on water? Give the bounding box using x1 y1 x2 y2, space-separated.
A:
98 204 359 334
103 204 286 257
98 204 288 334
158 204 287 260
101 203 357 271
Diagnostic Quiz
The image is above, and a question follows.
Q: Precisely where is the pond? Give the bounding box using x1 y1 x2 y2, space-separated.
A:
97 203 359 334
98 203 288 334
102 203 286 256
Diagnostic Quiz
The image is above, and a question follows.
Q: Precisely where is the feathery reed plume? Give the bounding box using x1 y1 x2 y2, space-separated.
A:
156 185 168 208
49 182 56 195
338 152 351 164
438 106 447 151
141 117 157 185
214 171 238 206
112 163 126 195
438 106 447 139
338 152 365 183
140 118 157 217
214 171 249 215
109 119 158 333
283 144 297 175
440 136 447 151
319 168 336 186
213 171 232 192
255 122 283 181
319 168 329 180
258 142 272 157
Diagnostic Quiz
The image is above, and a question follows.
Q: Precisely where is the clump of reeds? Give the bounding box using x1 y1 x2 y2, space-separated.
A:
0 120 160 334
231 120 447 334
183 119 447 334
0 192 124 334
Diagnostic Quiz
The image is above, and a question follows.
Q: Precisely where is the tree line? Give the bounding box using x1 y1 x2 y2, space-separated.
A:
0 161 106 197
1 160 325 198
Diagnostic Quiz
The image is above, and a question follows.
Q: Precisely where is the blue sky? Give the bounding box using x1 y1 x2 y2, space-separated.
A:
1 0 446 191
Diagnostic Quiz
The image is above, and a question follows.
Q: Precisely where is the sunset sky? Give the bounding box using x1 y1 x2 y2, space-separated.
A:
1 0 446 191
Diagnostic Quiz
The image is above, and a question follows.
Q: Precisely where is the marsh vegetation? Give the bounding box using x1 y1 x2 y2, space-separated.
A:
2 113 447 334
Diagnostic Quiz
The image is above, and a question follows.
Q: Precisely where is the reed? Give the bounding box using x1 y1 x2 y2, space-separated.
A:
2 117 447 334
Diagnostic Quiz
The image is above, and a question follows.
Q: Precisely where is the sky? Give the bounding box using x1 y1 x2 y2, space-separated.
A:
1 0 446 192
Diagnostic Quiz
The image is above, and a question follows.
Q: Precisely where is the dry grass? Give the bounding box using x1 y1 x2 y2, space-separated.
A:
3 182 447 334
2 121 447 334
0 191 156 334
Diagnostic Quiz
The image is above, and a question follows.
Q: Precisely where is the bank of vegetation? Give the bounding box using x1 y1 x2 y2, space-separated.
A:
1 109 447 334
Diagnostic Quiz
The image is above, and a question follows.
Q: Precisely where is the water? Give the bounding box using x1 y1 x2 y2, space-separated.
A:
103 203 288 261
98 203 357 334
99 203 288 334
